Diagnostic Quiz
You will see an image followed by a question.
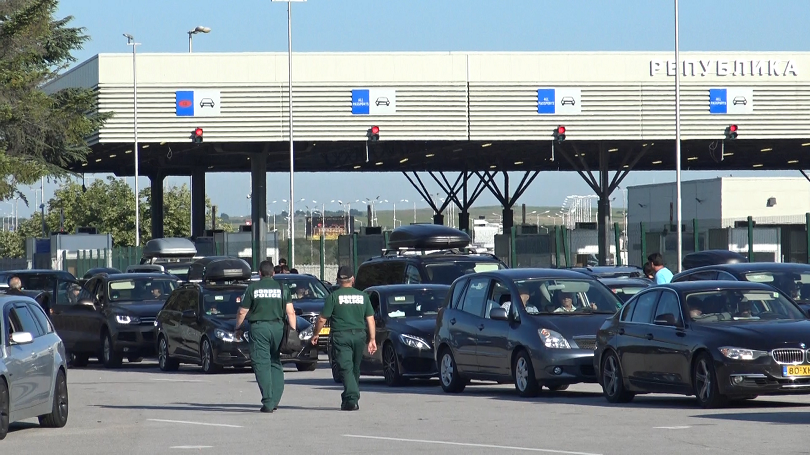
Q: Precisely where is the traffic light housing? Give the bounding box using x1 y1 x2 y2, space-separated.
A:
553 125 566 143
192 127 203 143
367 125 380 142
724 124 738 140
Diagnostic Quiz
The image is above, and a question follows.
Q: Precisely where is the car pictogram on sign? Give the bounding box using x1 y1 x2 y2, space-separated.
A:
560 96 576 106
732 96 747 106
199 98 215 108
375 97 390 106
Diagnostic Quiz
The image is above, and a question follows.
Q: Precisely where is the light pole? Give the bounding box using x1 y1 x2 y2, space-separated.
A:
124 33 141 246
674 0 683 272
187 26 211 52
271 0 305 265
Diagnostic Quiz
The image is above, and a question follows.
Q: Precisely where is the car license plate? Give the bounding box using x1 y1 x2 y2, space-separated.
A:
783 365 810 377
319 327 330 335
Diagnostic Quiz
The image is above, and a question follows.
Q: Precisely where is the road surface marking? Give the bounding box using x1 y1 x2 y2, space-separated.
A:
148 419 242 428
151 378 209 383
653 426 692 430
344 435 602 455
170 446 213 450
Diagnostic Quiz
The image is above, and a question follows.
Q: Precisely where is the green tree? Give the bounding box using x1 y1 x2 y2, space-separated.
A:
0 0 111 202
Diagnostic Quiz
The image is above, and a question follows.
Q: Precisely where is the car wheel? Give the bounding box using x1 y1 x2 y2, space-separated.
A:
693 353 727 409
383 343 406 387
158 337 180 372
38 369 68 428
70 353 89 368
513 350 540 397
547 384 569 392
296 362 317 372
201 338 222 374
0 378 8 440
102 331 123 369
601 351 634 403
439 348 466 393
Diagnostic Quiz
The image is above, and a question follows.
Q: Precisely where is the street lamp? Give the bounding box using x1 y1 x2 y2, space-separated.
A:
673 0 684 272
123 33 141 246
187 26 211 53
271 0 305 265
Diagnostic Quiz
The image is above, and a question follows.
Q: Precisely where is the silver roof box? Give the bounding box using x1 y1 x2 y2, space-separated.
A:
142 238 197 260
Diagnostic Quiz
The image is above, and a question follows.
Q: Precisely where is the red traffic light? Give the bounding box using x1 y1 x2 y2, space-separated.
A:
195 128 203 137
371 126 380 135
729 124 737 132
557 126 566 134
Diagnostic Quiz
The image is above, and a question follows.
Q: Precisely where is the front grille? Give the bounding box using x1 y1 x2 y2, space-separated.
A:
139 317 156 326
573 337 596 350
772 348 805 364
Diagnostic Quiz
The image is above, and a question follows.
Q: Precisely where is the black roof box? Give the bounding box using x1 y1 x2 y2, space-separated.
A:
387 224 471 250
143 238 197 259
682 250 748 270
187 256 252 282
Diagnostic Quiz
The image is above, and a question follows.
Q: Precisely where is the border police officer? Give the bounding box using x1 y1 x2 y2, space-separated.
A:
312 266 377 411
235 260 296 413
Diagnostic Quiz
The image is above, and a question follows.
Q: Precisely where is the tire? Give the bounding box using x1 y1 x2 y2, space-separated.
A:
438 348 466 393
513 350 540 397
200 338 222 374
102 331 123 369
693 353 727 409
547 384 569 392
38 370 68 428
383 343 406 387
601 351 635 403
158 337 180 372
0 378 8 440
296 362 317 372
70 353 89 368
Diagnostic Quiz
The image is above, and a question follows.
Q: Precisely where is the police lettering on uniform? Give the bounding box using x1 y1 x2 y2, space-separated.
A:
311 265 377 411
234 260 296 413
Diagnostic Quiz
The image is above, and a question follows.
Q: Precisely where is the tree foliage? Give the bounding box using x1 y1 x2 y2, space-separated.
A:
0 0 111 202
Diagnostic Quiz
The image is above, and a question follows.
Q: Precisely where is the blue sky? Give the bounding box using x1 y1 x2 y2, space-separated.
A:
11 0 805 218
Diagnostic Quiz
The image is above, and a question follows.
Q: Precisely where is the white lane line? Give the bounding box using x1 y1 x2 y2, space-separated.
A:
151 378 209 383
344 435 602 455
170 446 213 450
653 426 691 430
148 419 243 428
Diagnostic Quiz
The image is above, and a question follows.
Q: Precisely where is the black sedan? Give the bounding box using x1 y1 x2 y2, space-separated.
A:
434 269 623 397
328 284 449 386
671 262 810 313
599 277 653 302
272 274 332 351
595 280 810 408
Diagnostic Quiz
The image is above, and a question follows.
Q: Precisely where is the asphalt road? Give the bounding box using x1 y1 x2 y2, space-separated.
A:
5 358 810 455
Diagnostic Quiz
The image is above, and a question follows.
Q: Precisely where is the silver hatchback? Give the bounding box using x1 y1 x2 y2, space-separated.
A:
0 295 69 439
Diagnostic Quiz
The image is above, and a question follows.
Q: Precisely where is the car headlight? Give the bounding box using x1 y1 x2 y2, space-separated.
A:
399 334 431 350
538 328 571 349
719 346 768 361
115 315 140 325
299 325 313 341
215 329 237 342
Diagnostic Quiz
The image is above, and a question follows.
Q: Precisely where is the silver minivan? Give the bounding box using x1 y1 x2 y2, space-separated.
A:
0 294 69 439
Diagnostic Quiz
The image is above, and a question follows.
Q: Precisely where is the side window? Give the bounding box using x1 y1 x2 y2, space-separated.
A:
355 262 406 290
619 300 636 322
629 291 660 324
369 292 381 315
27 302 54 334
449 279 468 309
163 292 181 312
653 291 683 327
459 277 489 318
178 290 198 312
79 279 99 301
10 305 44 338
717 271 737 281
405 265 422 284
485 280 511 319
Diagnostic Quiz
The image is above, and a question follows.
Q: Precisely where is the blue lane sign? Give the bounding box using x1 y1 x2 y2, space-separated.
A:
537 89 556 114
351 89 371 115
176 91 195 116
709 89 727 114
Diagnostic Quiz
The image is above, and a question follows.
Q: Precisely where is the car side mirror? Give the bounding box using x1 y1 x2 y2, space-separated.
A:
10 332 34 345
182 309 197 320
654 314 677 326
489 307 508 321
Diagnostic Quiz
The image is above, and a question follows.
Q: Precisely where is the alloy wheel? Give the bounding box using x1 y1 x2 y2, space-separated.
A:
383 345 399 385
202 340 212 372
440 353 454 386
56 374 68 421
695 359 711 402
515 357 529 392
159 339 168 369
604 356 619 397
0 380 8 440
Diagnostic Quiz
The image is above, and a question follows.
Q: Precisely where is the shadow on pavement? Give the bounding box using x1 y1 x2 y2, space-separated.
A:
691 410 810 425
9 422 40 433
92 402 336 413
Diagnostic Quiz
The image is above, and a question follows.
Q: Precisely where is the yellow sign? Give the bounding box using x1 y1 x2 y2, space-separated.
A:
319 327 331 336
784 365 810 376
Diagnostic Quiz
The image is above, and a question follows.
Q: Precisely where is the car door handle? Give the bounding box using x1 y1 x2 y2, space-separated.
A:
618 328 625 335
449 318 456 325
646 333 654 340
478 324 485 331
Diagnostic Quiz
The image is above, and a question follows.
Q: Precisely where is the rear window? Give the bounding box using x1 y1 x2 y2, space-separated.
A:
203 289 245 316
424 261 505 285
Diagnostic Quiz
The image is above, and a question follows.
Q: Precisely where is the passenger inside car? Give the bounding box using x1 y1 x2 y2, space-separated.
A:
554 292 577 313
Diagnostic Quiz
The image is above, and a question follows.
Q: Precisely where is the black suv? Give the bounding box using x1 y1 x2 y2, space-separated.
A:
155 257 318 373
355 224 506 290
50 272 178 368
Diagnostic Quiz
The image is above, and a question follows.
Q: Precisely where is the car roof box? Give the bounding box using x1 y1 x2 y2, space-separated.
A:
387 224 471 250
187 256 252 282
142 238 197 259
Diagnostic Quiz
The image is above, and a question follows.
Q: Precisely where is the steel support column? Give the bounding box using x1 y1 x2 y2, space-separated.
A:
597 147 611 266
191 167 206 239
477 170 539 233
251 153 267 268
149 173 165 240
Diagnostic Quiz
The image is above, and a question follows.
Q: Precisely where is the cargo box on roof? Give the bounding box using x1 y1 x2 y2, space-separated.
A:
142 238 197 262
387 224 471 250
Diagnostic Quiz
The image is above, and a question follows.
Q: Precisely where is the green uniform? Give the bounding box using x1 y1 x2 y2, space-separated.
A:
321 286 373 407
240 277 291 409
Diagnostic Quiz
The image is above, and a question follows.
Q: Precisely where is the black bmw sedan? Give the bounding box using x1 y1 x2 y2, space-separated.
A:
595 280 810 408
327 284 449 386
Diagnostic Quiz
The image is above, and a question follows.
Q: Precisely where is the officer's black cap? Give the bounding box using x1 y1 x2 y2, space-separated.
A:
337 265 354 280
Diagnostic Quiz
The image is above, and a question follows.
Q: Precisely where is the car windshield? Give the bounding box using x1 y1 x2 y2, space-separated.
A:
743 270 810 302
383 289 447 318
423 261 504 285
610 285 648 302
685 289 806 323
513 278 623 314
280 277 329 300
203 289 245 317
108 278 177 302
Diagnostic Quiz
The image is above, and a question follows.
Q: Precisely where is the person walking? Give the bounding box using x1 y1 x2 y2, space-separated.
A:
311 266 377 411
647 252 674 284
235 260 295 413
